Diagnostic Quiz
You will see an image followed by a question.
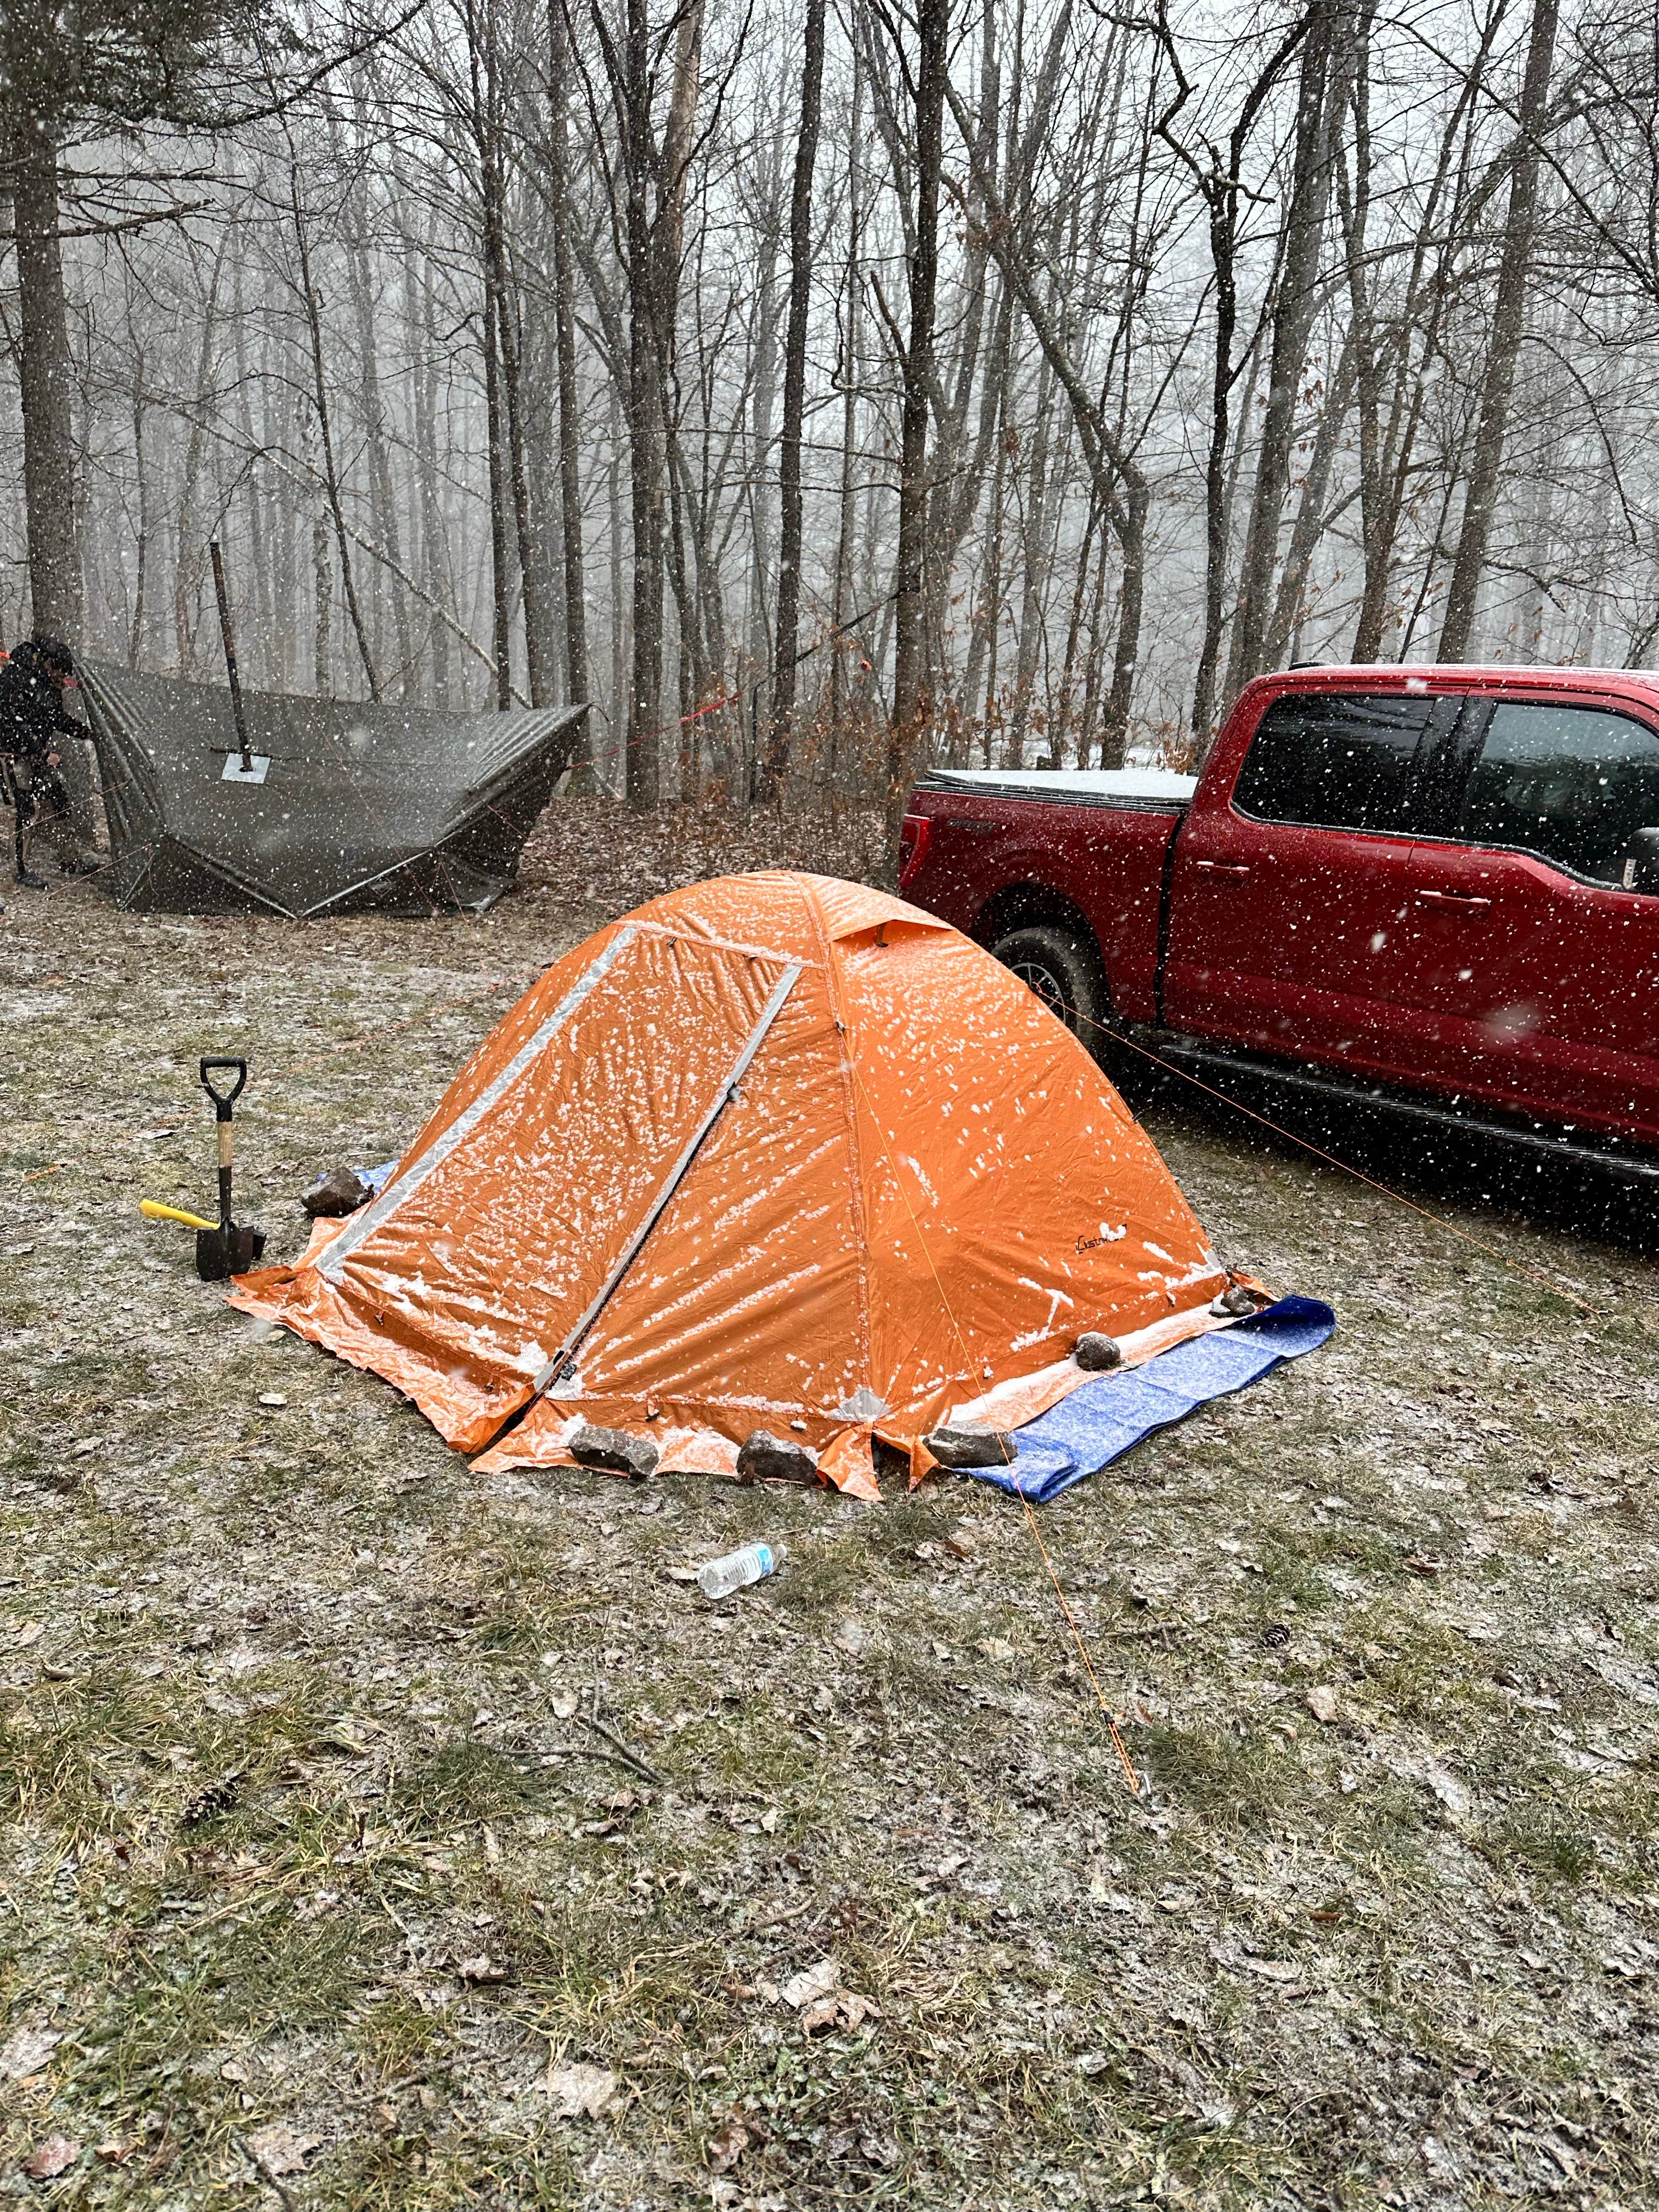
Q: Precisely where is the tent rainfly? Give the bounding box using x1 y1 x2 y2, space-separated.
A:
80 660 588 917
232 872 1327 1498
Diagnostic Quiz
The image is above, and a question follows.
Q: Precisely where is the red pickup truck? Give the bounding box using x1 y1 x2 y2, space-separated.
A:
899 665 1659 1180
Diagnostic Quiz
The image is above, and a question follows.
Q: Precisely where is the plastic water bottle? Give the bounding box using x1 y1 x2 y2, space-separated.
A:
697 1542 783 1600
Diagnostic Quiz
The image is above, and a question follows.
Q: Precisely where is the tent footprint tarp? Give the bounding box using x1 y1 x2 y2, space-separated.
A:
81 660 587 917
232 871 1328 1497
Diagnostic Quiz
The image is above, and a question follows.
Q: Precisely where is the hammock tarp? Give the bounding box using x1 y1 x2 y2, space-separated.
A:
80 659 587 917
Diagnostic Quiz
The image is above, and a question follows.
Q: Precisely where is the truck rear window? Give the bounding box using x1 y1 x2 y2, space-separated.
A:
1233 694 1435 834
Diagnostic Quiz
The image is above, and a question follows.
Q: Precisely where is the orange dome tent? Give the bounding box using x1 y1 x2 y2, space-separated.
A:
232 872 1248 1498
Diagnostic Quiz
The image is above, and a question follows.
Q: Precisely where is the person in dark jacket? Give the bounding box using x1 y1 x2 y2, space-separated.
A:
0 634 99 889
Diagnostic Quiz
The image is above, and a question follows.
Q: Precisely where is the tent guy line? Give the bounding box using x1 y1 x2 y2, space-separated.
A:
1072 1005 1595 1319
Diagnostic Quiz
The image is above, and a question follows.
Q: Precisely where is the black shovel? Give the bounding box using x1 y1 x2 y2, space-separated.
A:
196 1058 267 1281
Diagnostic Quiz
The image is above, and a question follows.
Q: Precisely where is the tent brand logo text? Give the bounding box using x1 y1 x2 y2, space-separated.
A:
1076 1224 1129 1254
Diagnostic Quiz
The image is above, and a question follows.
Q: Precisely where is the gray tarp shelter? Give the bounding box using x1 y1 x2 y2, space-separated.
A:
80 661 588 917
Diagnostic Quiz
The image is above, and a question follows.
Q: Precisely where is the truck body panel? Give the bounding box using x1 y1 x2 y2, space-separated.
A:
906 772 1188 1022
901 665 1659 1157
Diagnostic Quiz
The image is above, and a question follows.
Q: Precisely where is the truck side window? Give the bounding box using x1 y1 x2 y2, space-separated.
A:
1233 695 1435 834
1459 703 1659 886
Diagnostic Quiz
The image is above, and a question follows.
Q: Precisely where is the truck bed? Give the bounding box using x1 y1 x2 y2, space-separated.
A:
920 767 1197 811
905 770 1187 1020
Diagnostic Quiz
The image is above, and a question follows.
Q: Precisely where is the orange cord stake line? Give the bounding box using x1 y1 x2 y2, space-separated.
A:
1076 1010 1594 1319
844 1056 1144 1798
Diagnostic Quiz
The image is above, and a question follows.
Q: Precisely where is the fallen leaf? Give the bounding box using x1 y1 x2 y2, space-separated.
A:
257 1392 287 1408
22 2136 79 2181
1239 1956 1302 1983
246 2125 320 2179
93 2140 138 2165
313 1717 371 1756
1424 1765 1470 1818
707 2119 751 2172
12 1622 43 1650
549 1688 579 1719
978 1636 1017 1664
545 2061 618 2120
759 1807 780 1834
1305 1685 1339 1725
454 1954 508 1984
663 1565 701 1584
1402 1551 1445 1577
219 2057 250 2083
0 2024 60 2079
779 1956 839 2010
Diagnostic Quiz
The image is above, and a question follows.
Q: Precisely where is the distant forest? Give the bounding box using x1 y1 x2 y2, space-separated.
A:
1 0 1651 806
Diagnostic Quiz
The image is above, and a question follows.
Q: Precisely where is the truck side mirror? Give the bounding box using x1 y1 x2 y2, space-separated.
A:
1624 827 1659 894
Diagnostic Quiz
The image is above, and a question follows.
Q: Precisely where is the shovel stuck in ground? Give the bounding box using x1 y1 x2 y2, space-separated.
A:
194 1059 266 1280
140 1060 267 1279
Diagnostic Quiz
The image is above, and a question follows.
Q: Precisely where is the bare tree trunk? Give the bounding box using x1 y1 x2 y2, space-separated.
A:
548 0 589 723
761 0 827 795
481 273 514 709
128 354 149 667
1223 2 1341 702
340 120 415 695
288 158 380 699
884 0 950 868
1437 0 1559 659
11 109 81 640
609 377 627 785
173 241 228 676
1263 333 1356 664
830 59 863 763
603 0 703 809
1009 352 1056 767
977 387 1010 765
746 174 782 749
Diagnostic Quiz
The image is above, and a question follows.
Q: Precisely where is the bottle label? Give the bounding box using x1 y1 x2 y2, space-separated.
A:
754 1544 773 1576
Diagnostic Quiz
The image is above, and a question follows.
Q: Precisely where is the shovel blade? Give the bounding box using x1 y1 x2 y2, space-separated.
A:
195 1224 267 1282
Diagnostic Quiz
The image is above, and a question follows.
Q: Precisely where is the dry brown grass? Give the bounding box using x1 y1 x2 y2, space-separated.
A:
2 794 1658 2207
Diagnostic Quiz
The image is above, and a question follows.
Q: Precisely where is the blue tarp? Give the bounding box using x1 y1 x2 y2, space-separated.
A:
966 1295 1336 1503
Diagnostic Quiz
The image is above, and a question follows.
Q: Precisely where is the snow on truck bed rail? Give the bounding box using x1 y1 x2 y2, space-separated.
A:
920 765 1198 807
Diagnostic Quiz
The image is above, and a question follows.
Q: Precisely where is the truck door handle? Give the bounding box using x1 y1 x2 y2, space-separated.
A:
1413 887 1492 908
1195 860 1251 877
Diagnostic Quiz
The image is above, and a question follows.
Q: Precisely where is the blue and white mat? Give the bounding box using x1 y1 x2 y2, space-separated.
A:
967 1295 1336 1503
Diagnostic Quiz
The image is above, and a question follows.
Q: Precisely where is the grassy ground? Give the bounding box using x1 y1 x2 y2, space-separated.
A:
2 802 1658 2210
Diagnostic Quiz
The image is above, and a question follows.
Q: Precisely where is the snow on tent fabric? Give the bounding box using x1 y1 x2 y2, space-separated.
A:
230 872 1290 1498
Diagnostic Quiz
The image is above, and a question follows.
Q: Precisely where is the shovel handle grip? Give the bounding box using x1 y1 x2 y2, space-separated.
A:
200 1057 247 1119
140 1198 217 1231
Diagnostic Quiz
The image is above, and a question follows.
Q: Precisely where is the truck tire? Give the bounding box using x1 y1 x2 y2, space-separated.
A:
991 922 1108 1049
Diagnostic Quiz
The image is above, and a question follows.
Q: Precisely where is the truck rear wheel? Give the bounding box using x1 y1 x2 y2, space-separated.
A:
991 922 1108 1051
